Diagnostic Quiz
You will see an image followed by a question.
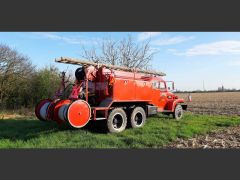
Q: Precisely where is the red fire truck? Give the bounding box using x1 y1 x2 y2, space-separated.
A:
35 57 187 133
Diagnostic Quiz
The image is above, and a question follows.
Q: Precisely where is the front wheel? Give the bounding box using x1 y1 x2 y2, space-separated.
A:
107 108 127 133
173 104 183 120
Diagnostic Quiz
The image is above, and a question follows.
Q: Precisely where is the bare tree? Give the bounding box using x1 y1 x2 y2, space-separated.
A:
80 35 156 69
81 46 99 63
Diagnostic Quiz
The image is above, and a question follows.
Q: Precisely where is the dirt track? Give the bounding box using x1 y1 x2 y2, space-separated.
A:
167 126 240 149
0 114 24 120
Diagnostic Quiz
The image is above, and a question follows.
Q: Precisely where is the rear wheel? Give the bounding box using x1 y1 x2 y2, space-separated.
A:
173 104 183 120
107 108 127 133
130 107 146 128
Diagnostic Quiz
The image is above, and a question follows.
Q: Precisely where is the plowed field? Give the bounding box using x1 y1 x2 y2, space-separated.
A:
176 92 240 116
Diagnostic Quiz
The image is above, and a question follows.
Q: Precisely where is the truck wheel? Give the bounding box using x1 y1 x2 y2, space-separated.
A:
130 107 146 128
173 104 183 120
107 108 127 133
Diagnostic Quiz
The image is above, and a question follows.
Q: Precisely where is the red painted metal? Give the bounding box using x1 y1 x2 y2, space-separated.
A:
46 99 60 121
69 82 82 99
67 100 91 128
53 71 68 99
35 59 187 129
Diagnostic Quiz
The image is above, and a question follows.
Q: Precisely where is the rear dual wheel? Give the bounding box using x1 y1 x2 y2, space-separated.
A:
107 107 146 133
107 108 127 133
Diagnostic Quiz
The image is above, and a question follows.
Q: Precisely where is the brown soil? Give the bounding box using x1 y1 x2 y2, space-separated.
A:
176 92 240 116
167 126 240 149
0 114 26 120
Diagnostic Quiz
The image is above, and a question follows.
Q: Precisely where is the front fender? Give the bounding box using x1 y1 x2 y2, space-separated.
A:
165 98 185 112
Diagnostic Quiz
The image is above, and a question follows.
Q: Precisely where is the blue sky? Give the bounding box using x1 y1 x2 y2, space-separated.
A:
0 32 240 91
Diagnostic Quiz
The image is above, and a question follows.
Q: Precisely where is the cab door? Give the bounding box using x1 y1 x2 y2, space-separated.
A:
151 81 168 112
158 81 168 111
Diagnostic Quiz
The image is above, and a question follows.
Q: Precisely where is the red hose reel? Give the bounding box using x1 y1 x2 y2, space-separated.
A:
35 99 91 128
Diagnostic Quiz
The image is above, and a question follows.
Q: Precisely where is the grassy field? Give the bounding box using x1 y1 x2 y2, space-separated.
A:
1 112 240 148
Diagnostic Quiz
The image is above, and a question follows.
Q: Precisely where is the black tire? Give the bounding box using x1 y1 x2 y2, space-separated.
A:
173 104 183 120
107 108 127 133
130 107 146 128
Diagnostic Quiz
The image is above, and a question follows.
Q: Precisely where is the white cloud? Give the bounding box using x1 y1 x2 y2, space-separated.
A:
138 32 161 41
32 32 97 45
152 36 195 46
176 40 240 56
228 59 240 66
167 48 178 53
149 47 161 53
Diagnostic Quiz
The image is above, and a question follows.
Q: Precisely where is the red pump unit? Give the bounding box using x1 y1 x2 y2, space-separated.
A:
35 57 187 133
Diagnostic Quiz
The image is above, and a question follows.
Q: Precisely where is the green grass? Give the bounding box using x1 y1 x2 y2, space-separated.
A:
0 113 240 148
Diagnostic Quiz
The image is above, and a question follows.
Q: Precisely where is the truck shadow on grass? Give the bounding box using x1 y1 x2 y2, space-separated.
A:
1 113 239 148
0 119 61 142
0 114 183 144
0 118 110 142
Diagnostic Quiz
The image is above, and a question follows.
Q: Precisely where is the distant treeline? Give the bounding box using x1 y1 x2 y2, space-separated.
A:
175 89 240 93
0 44 64 110
1 43 239 110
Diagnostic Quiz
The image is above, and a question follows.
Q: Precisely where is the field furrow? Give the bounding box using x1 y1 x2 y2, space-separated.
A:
176 92 240 116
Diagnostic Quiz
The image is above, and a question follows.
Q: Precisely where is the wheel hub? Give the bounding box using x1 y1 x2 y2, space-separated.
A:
135 112 143 126
112 114 123 129
175 106 183 118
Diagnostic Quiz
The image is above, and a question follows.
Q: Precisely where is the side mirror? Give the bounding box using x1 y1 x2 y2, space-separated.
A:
166 81 175 92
